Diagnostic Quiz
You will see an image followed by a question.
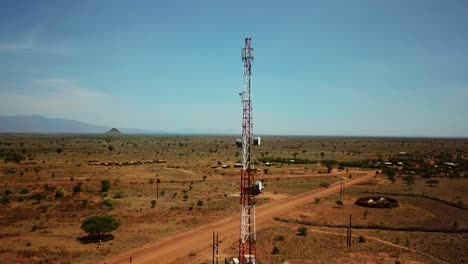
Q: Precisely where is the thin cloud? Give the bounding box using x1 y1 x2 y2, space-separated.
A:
35 79 103 99
0 26 42 52
0 25 74 55
0 79 107 121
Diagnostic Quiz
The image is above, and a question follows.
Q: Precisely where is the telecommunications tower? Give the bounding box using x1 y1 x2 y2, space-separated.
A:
237 37 263 264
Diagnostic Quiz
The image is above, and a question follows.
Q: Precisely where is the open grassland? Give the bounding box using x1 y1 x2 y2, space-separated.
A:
0 135 466 263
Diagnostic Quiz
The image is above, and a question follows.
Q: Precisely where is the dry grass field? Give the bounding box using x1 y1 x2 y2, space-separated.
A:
0 135 466 263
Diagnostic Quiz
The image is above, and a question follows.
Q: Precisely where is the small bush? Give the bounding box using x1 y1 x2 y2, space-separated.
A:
151 200 156 208
101 180 111 192
3 152 24 163
274 234 285 241
29 192 47 203
197 200 203 206
271 246 280 255
183 194 189 201
358 235 366 243
297 226 308 236
335 200 343 207
103 198 114 209
55 190 64 199
0 195 9 205
20 188 29 194
73 183 82 193
113 191 123 198
42 184 51 191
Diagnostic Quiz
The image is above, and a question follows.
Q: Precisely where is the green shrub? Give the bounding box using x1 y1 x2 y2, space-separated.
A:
3 152 24 163
73 183 82 193
43 184 55 191
113 191 123 198
297 226 308 236
197 200 203 206
20 188 29 194
101 180 111 192
103 198 114 209
29 192 47 203
358 235 366 243
271 246 280 255
55 190 64 199
151 200 156 208
0 195 9 205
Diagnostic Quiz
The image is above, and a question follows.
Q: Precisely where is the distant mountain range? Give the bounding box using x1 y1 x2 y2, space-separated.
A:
0 115 161 134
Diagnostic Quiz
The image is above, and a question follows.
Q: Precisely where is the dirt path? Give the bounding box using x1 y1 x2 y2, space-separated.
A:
101 171 376 264
300 226 449 264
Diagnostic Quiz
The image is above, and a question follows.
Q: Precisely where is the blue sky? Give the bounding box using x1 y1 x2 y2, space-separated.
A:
0 0 467 137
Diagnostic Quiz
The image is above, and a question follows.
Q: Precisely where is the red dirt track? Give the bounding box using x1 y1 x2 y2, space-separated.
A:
102 171 375 264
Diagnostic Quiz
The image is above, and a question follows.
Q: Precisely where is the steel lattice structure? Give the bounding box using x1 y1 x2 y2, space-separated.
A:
239 37 256 264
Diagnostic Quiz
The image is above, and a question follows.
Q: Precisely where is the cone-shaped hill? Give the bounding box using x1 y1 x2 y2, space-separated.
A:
104 128 123 136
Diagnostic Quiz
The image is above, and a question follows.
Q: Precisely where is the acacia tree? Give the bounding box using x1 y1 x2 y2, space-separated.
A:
81 215 120 239
322 160 337 173
383 167 397 184
403 175 415 191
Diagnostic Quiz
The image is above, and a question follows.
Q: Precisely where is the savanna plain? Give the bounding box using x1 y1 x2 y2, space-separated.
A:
0 135 467 264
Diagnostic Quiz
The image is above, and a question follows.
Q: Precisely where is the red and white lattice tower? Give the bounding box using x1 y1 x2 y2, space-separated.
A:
239 37 258 264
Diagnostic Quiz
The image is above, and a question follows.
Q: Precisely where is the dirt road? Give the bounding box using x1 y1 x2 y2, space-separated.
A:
102 171 376 264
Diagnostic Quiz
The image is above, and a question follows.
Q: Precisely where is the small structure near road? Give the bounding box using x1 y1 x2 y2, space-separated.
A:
355 196 399 208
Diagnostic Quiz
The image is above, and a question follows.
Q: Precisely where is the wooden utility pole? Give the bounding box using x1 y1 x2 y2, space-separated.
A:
213 230 219 264
216 231 219 264
342 181 345 198
213 230 215 264
347 214 352 249
340 178 343 198
156 178 160 200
